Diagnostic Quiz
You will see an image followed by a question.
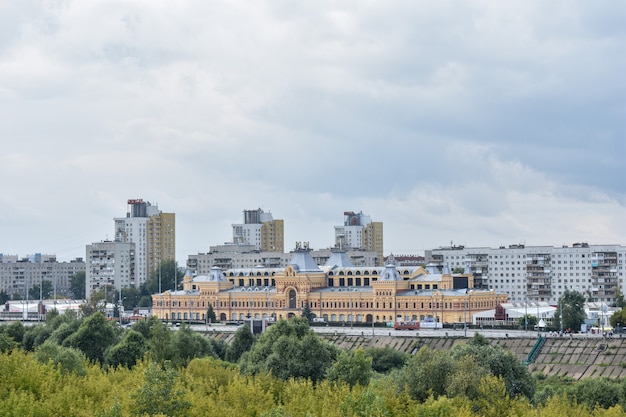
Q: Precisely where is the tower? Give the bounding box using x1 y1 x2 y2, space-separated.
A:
114 199 175 287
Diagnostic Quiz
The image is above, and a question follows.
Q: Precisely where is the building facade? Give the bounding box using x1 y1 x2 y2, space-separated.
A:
232 208 284 252
86 241 135 299
114 199 175 287
334 211 383 265
153 248 507 325
0 253 85 299
426 243 626 305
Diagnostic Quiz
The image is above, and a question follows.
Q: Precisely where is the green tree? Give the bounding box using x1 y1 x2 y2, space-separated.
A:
143 260 183 294
225 324 255 363
130 363 191 417
65 312 117 364
0 332 17 352
69 271 86 299
30 280 53 299
518 314 538 329
34 341 86 376
173 324 215 366
450 334 535 400
610 308 626 329
105 330 148 368
569 377 620 410
554 290 586 332
301 302 314 322
615 286 626 308
398 345 457 401
326 348 372 388
364 346 408 373
206 304 217 323
121 287 142 311
4 321 25 347
147 319 176 365
239 317 339 382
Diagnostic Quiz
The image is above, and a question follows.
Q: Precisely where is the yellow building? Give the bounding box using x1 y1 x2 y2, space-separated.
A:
151 249 507 325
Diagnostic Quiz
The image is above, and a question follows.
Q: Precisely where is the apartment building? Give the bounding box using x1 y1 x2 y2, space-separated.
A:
0 253 85 299
114 199 175 287
187 244 380 274
334 211 384 265
85 241 135 299
232 208 284 252
426 243 626 305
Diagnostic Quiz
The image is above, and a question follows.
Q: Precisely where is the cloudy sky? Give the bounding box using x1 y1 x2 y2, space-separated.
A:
1 1 625 263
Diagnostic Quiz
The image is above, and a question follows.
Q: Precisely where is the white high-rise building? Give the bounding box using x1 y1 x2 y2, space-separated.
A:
86 241 135 299
114 199 175 288
426 243 626 305
334 211 384 265
231 208 284 252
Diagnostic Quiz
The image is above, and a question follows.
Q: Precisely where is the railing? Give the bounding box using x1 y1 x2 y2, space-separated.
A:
525 335 546 366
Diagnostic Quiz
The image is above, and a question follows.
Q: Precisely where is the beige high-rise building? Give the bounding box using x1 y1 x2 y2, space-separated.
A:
334 211 384 266
232 209 284 253
114 199 175 287
147 212 176 279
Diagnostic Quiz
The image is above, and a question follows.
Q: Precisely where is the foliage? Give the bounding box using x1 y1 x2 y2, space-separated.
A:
207 336 228 361
615 286 626 309
30 280 53 299
0 332 17 352
398 345 457 401
69 270 86 299
65 312 117 364
518 314 538 329
130 362 191 417
610 309 626 329
4 321 25 347
569 377 621 410
34 341 87 376
239 317 339 382
364 346 408 373
121 287 142 310
143 259 183 294
326 348 372 388
301 302 314 321
105 330 148 368
22 324 53 351
173 324 215 366
206 304 217 323
225 324 255 363
147 319 176 365
554 290 587 332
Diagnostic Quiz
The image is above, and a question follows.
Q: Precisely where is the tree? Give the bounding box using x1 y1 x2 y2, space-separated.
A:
301 302 314 322
30 280 53 299
34 341 86 376
0 290 10 304
69 271 86 299
225 324 255 363
143 259 183 294
130 363 191 417
554 290 586 332
326 348 372 388
105 330 148 368
173 324 215 366
65 312 117 364
611 309 626 330
518 314 538 329
121 287 142 311
364 346 408 373
611 287 625 310
239 317 339 382
206 304 217 323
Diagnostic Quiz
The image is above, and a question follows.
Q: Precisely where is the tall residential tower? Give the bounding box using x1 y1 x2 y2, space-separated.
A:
334 211 383 265
231 208 284 252
114 199 175 287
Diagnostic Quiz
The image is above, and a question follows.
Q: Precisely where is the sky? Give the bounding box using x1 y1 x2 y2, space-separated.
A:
1 1 625 264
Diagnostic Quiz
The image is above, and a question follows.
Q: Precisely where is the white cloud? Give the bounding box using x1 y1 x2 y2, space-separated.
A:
0 1 624 262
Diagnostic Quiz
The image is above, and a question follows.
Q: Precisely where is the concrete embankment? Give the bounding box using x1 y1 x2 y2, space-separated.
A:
209 330 626 380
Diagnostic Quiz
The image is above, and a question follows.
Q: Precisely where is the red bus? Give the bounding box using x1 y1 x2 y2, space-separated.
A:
394 321 420 330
